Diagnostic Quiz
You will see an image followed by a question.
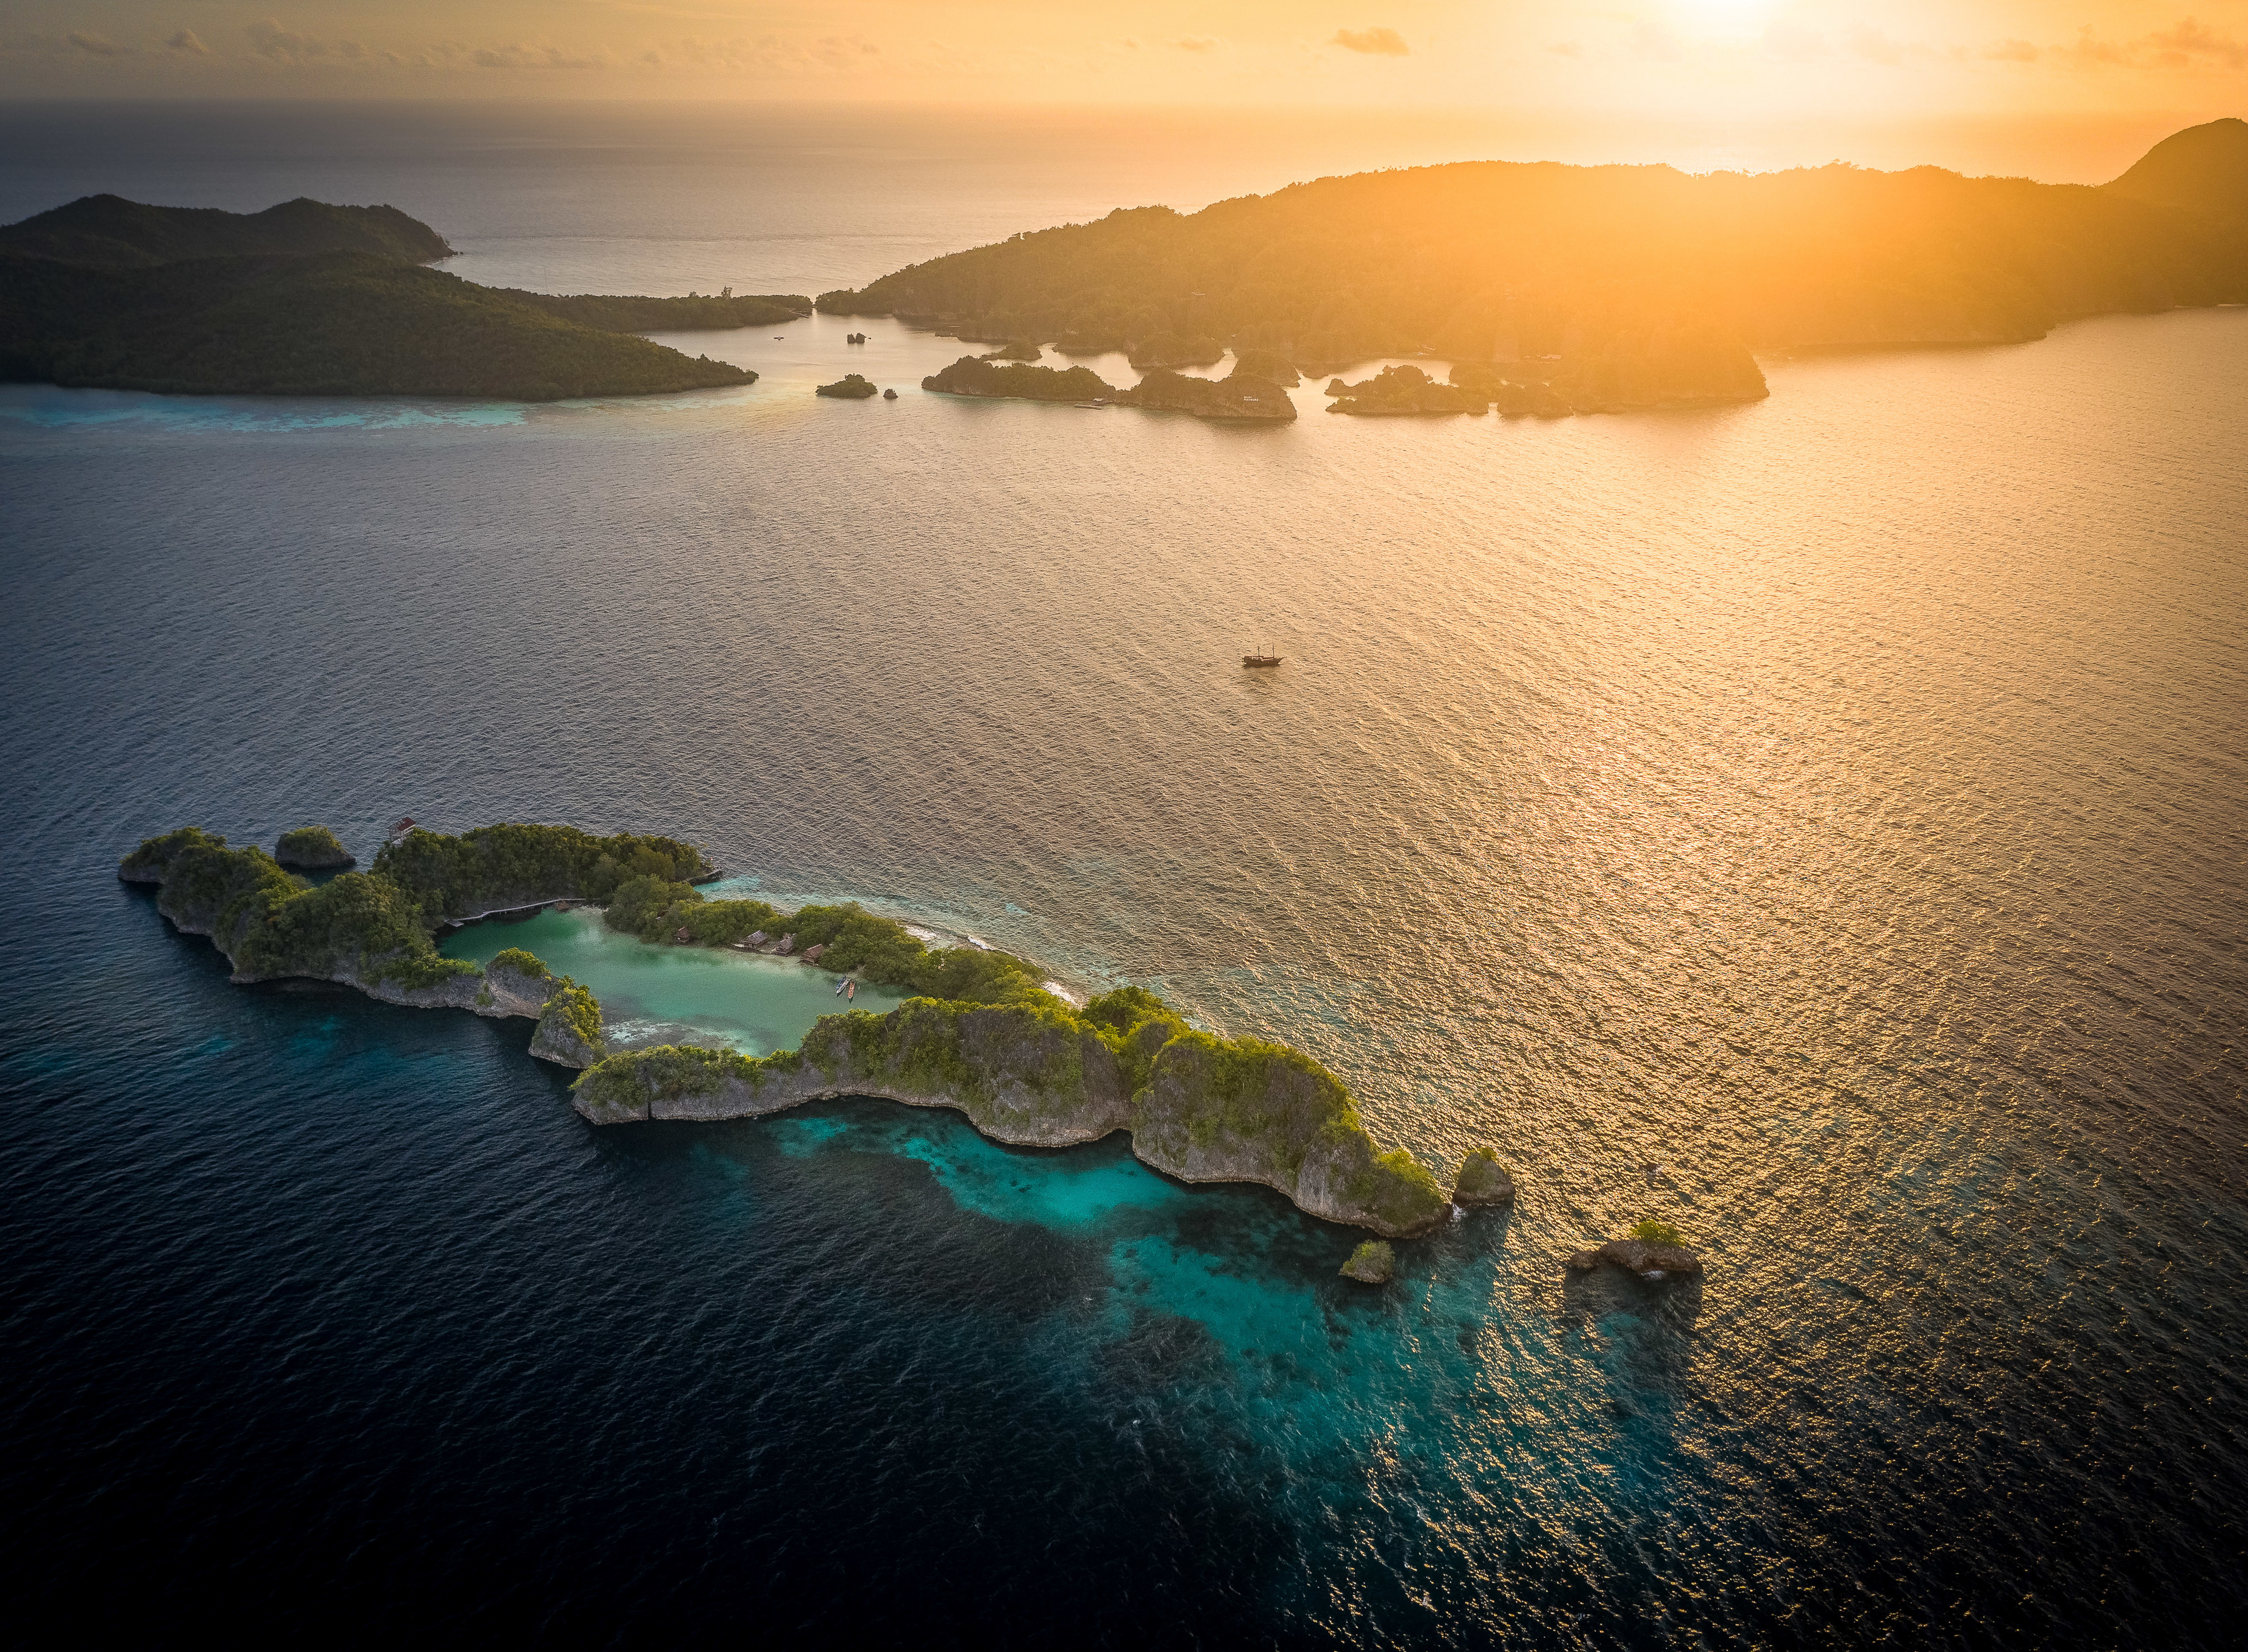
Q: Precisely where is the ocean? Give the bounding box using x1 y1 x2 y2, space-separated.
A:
2 100 2244 1645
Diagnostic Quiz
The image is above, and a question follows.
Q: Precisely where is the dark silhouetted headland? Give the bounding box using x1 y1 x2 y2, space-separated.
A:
0 196 803 400
0 193 455 268
818 120 2248 399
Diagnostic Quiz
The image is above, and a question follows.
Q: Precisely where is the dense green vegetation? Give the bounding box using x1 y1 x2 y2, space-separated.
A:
919 356 1115 401
1114 367 1296 420
488 947 550 979
375 823 709 918
120 827 475 989
1325 364 1483 416
273 825 352 868
980 340 1041 361
0 251 758 400
0 193 453 268
1629 1219 1689 1248
1342 1240 1397 1282
122 821 717 992
493 289 810 332
573 983 1452 1235
815 373 880 399
815 124 2248 385
539 978 606 1057
124 820 1459 1236
601 874 1052 1007
1126 331 1224 369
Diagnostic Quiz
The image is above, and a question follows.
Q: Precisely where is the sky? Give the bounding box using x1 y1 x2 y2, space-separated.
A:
5 3 2244 126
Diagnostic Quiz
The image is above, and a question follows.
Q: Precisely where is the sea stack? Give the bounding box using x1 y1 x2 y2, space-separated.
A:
1452 1147 1515 1206
529 979 607 1069
1566 1225 1702 1282
1340 1240 1396 1284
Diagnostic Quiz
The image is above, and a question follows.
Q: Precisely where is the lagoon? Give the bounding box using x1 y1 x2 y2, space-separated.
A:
439 904 904 1054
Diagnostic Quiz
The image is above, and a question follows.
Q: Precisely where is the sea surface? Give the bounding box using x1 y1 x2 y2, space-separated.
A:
2 103 2245 1646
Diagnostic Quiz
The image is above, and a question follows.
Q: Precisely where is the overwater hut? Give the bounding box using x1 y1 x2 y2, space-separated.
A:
802 943 826 965
775 933 796 955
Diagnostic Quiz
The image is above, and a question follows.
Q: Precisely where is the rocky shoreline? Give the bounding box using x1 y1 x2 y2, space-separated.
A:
118 822 1498 1241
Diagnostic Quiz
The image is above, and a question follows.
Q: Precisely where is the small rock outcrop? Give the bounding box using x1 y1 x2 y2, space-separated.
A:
815 373 879 399
1113 367 1296 421
1452 1147 1515 1206
1126 331 1224 370
274 825 354 870
920 355 1115 403
1340 1240 1396 1283
529 978 607 1068
1327 364 1482 416
1566 1227 1702 1282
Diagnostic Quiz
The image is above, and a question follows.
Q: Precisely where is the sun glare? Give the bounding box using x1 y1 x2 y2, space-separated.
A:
1674 0 1774 23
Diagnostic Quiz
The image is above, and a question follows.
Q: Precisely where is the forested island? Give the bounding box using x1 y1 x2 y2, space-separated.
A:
120 821 1486 1238
920 354 1297 419
821 118 2248 410
0 196 806 400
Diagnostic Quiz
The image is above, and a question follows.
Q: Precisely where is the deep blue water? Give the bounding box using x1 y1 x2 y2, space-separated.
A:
4 104 2246 1646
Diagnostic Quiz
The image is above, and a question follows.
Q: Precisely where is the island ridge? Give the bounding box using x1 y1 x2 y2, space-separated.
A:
119 822 1481 1239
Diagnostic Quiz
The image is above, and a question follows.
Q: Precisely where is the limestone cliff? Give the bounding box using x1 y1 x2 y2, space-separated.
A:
120 827 584 1039
530 979 608 1068
571 996 1454 1238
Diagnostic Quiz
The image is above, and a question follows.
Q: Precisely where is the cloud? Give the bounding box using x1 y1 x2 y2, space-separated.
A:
1170 37 1217 53
1981 39 2038 64
67 31 128 57
471 42 616 70
1543 41 1581 60
2053 26 2130 69
1331 27 1408 57
2145 17 2248 67
166 30 209 56
245 20 327 65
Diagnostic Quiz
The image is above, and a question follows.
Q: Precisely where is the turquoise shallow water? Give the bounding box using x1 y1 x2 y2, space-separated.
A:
439 905 904 1053
2 104 2244 1646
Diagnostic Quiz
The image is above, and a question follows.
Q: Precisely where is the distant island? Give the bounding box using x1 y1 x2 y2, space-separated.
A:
821 118 2248 412
120 821 1484 1238
0 195 809 400
920 355 1297 420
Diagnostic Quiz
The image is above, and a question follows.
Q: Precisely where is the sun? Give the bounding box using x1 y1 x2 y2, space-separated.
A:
1673 0 1776 22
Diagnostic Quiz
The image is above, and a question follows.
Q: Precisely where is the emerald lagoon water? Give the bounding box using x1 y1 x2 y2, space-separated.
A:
439 904 905 1053
4 104 2245 1646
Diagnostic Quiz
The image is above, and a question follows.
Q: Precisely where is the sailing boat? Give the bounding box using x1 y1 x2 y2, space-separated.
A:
1242 639 1282 668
